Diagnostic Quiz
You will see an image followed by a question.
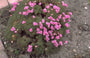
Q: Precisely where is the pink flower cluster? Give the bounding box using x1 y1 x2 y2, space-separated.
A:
10 1 72 53
29 1 36 7
52 40 59 47
52 40 68 47
19 1 37 16
53 5 60 13
11 27 17 33
62 1 68 7
11 2 19 11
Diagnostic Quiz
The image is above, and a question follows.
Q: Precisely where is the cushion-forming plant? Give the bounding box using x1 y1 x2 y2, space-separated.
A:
5 0 72 56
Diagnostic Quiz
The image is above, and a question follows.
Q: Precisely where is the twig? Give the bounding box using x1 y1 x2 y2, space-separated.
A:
7 0 11 9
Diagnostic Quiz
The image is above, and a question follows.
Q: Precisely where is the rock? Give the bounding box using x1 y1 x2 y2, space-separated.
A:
78 24 89 31
88 46 90 49
19 54 30 58
82 24 89 31
4 42 6 45
73 49 77 52
84 6 88 10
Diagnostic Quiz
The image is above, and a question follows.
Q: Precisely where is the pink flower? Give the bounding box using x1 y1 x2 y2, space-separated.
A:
52 40 59 47
51 14 53 16
11 8 15 11
65 23 70 27
39 2 42 5
58 14 62 19
53 33 56 35
52 40 57 43
62 12 66 15
24 6 29 10
29 28 33 32
51 36 54 39
55 9 60 13
53 22 58 25
48 16 55 21
43 8 47 13
59 34 62 37
59 41 63 46
56 35 60 39
39 22 43 29
62 1 68 7
27 45 32 52
37 30 42 34
56 18 59 21
33 15 35 18
40 25 43 29
69 12 72 15
42 19 45 23
53 5 60 13
23 11 28 15
46 22 50 28
63 17 66 22
55 24 61 30
19 12 21 15
68 19 71 22
22 21 26 24
33 22 38 26
51 26 55 30
65 15 70 19
12 2 18 6
48 31 53 36
30 9 34 13
37 28 40 31
45 35 50 42
48 10 50 13
10 15 12 16
11 27 16 31
66 29 70 34
46 5 50 9
25 3 27 5
51 8 53 10
49 3 53 6
64 41 68 44
14 31 17 33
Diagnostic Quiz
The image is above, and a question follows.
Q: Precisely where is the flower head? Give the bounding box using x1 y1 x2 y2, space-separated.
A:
27 45 32 52
33 22 38 26
29 28 33 32
22 21 26 24
65 23 70 27
11 27 16 31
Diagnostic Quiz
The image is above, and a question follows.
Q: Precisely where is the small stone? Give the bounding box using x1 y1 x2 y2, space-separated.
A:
12 35 15 38
45 48 48 51
82 24 89 31
74 54 77 56
73 49 76 52
4 42 6 45
79 31 82 34
85 22 87 24
11 41 13 43
88 46 90 49
84 7 88 9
